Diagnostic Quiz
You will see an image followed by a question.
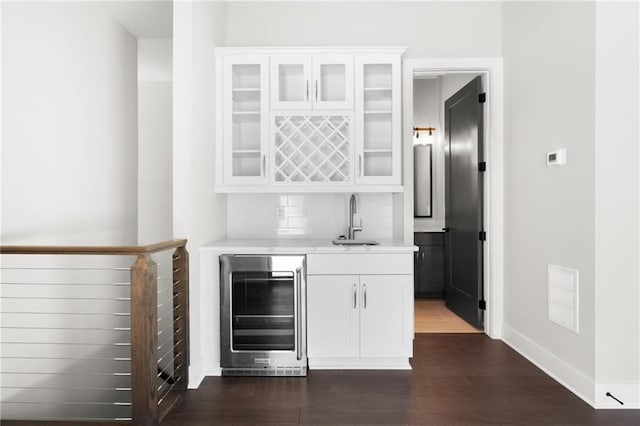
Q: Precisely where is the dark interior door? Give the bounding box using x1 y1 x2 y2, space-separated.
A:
444 76 484 329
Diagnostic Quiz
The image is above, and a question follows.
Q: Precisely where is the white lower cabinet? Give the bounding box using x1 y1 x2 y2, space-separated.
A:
307 275 359 358
359 275 412 358
306 253 413 369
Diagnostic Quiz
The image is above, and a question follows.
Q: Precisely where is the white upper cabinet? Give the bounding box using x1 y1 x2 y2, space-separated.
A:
222 56 270 185
312 55 354 110
270 55 353 110
216 47 405 193
270 56 312 110
355 55 402 185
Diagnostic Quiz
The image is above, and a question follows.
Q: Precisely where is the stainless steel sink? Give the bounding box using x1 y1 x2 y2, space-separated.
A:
331 239 380 246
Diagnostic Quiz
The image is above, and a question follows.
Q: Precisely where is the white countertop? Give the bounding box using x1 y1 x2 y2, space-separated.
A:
200 238 418 253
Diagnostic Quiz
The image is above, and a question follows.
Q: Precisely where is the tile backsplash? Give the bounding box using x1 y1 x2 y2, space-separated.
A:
227 193 393 239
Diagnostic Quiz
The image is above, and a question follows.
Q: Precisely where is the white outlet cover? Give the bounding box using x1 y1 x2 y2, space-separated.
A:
547 148 567 167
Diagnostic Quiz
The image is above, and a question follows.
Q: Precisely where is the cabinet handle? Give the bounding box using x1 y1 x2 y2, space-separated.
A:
353 284 357 309
306 80 309 101
358 155 362 177
262 155 266 177
315 80 318 102
363 284 367 309
296 269 303 361
421 251 425 263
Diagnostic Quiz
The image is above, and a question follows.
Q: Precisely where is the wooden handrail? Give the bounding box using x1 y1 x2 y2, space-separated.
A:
0 238 189 425
0 239 187 256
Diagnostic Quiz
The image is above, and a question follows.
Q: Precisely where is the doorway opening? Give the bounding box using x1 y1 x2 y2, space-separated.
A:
412 72 484 334
401 58 504 339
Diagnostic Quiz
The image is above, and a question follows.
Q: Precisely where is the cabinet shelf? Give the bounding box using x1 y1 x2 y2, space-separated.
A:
364 110 392 115
232 89 261 102
364 149 392 154
232 149 261 155
232 111 261 123
364 87 392 92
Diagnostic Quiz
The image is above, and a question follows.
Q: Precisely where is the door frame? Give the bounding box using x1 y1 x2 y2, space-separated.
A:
401 58 504 339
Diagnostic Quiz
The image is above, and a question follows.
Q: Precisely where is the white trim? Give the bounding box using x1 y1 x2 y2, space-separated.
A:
215 46 408 56
215 52 224 187
206 366 223 377
594 383 640 409
402 57 504 339
502 323 595 407
309 357 411 369
214 184 404 193
218 0 505 2
188 358 205 389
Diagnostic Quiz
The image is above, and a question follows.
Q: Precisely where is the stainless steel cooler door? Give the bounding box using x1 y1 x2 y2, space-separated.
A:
230 270 295 351
219 255 306 370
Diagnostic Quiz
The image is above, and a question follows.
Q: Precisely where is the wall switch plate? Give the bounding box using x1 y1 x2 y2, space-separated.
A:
547 148 567 167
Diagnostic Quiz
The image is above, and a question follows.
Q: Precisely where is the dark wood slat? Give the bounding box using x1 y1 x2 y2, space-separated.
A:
162 334 640 425
131 254 158 425
172 246 190 392
0 239 187 256
157 389 183 423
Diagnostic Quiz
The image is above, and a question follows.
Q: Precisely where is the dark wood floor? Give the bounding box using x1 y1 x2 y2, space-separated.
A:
163 334 640 425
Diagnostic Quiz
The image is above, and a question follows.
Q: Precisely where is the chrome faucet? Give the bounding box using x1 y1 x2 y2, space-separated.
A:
348 194 362 240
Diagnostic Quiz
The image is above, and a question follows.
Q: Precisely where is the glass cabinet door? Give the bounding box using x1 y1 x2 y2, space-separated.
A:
270 56 312 110
312 55 354 110
355 56 401 185
223 56 269 184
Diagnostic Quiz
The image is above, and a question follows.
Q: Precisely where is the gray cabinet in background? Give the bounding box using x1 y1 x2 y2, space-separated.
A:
414 232 445 298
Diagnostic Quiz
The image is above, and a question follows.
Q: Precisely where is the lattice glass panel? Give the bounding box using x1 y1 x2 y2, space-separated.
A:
274 115 350 183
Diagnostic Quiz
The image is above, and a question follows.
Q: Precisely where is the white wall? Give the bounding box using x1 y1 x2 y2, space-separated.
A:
1 1 138 246
227 193 393 240
503 1 597 400
1 1 139 419
173 0 228 387
225 1 502 58
594 1 640 407
138 39 173 245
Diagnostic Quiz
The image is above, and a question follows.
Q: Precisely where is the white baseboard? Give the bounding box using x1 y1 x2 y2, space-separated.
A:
309 357 411 370
502 323 595 407
206 366 222 376
594 383 640 409
188 358 205 389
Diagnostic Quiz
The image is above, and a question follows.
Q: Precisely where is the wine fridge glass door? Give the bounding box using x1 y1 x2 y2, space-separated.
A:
230 270 295 352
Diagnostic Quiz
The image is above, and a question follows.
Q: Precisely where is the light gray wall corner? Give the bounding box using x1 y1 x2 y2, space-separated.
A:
594 1 640 403
173 0 228 388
